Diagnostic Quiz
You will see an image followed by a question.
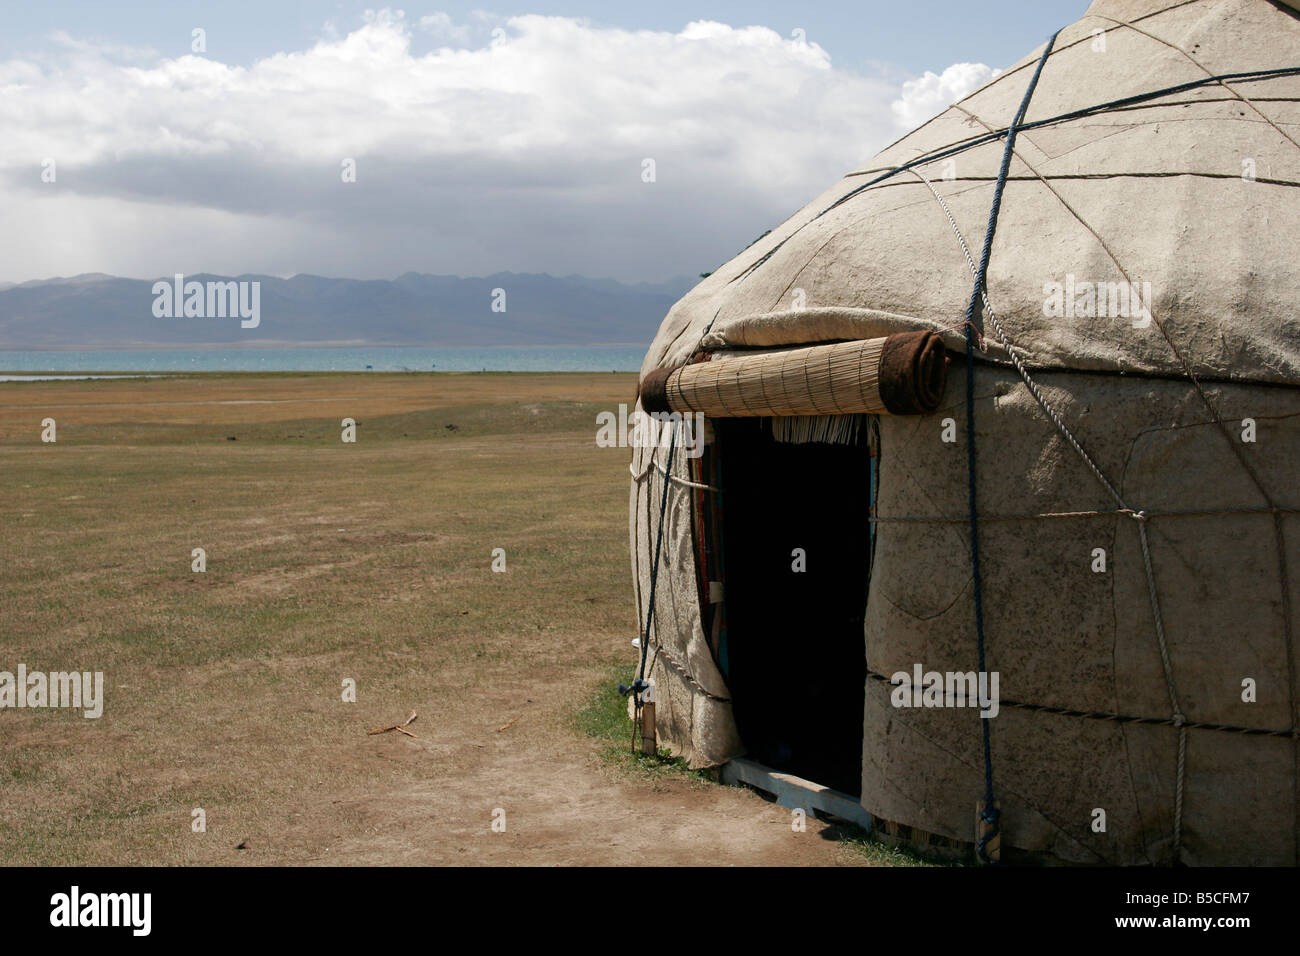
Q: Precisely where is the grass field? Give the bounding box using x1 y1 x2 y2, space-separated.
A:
0 372 873 866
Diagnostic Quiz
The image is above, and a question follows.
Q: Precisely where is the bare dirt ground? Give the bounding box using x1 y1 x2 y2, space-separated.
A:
259 696 855 867
0 373 864 866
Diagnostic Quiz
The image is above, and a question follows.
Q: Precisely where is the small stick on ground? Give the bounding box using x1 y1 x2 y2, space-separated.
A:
496 715 521 732
368 711 419 738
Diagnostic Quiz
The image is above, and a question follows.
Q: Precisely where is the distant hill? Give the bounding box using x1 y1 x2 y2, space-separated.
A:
0 271 699 349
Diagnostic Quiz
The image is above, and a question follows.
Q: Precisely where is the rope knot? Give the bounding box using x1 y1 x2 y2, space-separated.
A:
1173 712 1187 727
1124 508 1149 523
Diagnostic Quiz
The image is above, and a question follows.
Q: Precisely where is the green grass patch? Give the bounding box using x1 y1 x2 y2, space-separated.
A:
831 824 949 867
573 665 712 784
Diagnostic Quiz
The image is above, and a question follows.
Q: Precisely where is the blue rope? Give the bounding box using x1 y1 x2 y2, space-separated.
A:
737 65 1300 284
965 29 1061 864
823 65 1299 217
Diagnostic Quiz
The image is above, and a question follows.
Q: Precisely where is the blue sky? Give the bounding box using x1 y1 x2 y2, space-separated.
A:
0 1 1086 75
0 2 1092 283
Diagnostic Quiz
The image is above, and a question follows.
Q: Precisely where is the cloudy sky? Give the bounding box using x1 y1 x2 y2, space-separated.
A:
1 1 1084 284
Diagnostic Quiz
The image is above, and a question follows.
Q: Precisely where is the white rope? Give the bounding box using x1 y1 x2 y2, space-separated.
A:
912 166 1188 861
628 456 721 492
648 640 731 703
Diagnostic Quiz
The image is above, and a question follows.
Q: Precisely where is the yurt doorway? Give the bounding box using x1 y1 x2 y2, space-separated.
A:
711 417 871 797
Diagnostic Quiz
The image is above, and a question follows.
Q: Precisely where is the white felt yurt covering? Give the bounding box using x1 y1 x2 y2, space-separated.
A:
629 0 1300 865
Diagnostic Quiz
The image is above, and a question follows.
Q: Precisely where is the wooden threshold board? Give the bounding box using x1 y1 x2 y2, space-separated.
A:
720 757 874 832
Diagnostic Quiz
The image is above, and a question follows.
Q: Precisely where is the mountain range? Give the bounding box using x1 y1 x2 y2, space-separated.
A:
0 272 699 349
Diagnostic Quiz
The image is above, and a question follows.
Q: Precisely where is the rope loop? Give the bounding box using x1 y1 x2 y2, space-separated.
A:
977 806 1001 865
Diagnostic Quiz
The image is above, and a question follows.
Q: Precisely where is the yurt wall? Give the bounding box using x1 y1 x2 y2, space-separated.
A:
864 366 1300 865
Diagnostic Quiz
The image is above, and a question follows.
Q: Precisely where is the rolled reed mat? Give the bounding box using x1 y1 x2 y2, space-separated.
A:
638 331 947 417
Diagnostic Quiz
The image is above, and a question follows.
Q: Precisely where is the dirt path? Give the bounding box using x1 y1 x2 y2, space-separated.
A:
292 741 857 867
205 659 861 866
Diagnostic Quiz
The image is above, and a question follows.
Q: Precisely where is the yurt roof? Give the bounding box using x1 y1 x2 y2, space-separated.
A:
643 0 1300 387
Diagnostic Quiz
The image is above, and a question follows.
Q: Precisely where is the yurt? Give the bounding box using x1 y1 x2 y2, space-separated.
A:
628 0 1300 865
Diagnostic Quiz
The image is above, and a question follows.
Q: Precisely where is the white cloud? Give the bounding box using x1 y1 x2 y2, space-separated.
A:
890 62 1000 130
0 10 992 282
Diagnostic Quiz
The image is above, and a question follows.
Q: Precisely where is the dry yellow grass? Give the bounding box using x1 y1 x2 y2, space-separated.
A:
0 372 864 866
